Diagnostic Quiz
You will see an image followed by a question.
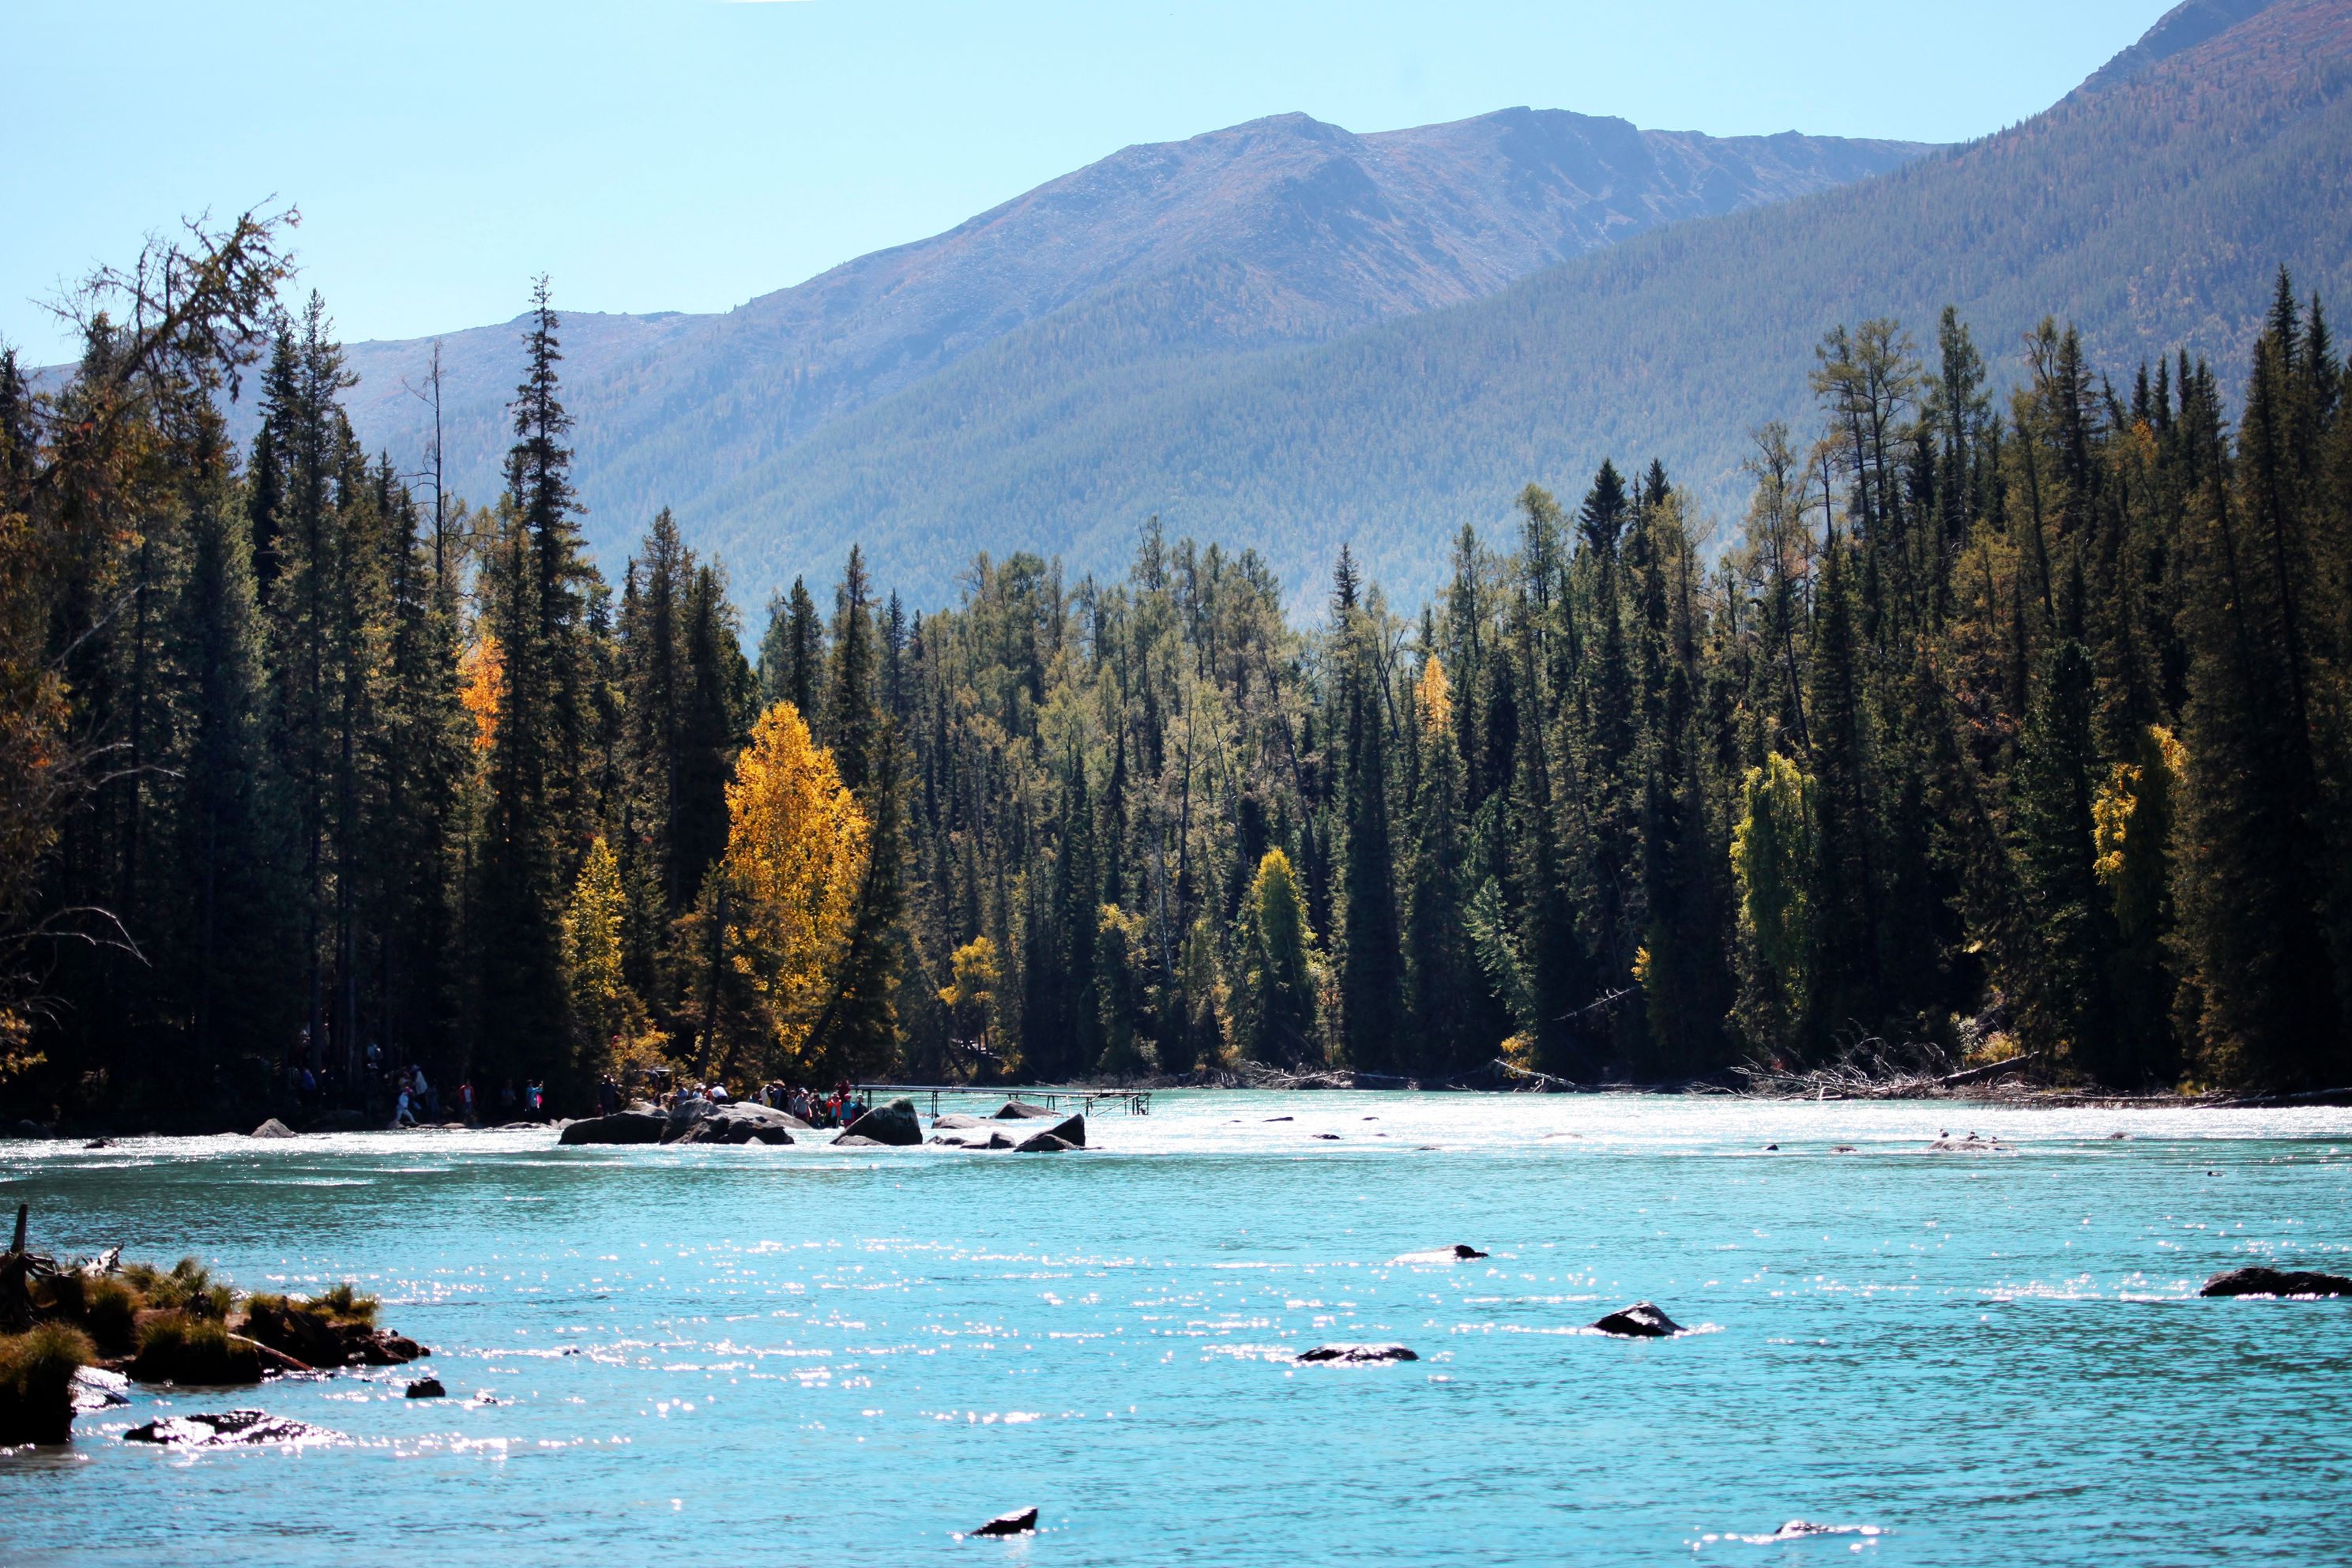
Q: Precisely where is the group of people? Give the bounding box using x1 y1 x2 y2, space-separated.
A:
589 1073 871 1130
764 1081 867 1129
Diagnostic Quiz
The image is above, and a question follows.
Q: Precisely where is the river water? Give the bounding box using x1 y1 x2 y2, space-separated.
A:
3 1092 2350 1565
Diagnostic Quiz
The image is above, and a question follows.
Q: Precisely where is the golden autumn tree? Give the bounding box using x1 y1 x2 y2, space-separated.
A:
691 701 867 1083
563 837 664 1084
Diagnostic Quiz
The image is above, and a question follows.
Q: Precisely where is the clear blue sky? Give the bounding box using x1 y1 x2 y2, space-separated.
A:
3 0 2174 363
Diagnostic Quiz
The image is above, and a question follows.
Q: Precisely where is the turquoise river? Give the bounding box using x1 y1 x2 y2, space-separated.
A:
3 1092 2350 1565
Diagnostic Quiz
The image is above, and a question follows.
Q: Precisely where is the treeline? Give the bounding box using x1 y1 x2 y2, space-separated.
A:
0 217 2346 1122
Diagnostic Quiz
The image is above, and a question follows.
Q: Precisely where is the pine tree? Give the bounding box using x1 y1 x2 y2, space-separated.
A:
1334 555 1402 1071
476 278 602 1096
2008 637 2120 1077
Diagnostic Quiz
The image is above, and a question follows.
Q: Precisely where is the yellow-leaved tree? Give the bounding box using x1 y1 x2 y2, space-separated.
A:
701 702 868 1082
563 837 665 1085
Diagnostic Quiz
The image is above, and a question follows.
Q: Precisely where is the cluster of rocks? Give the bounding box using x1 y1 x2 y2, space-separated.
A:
123 1408 337 1447
928 1102 1086 1152
559 1100 807 1146
555 1095 1092 1153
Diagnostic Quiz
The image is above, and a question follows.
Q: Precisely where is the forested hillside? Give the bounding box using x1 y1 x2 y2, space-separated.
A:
706 0 2352 607
2 212 2346 1125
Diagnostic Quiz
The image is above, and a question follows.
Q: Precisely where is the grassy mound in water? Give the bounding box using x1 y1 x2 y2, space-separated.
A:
119 1258 234 1320
239 1283 390 1367
129 1312 260 1384
0 1322 94 1446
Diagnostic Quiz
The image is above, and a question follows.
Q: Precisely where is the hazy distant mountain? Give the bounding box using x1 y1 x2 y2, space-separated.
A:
695 0 2350 606
328 110 1932 587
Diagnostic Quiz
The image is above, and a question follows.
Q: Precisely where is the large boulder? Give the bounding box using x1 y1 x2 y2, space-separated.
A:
1016 1131 1078 1152
837 1098 921 1146
558 1111 668 1146
250 1119 297 1139
2200 1265 2352 1298
993 1101 1064 1120
671 1105 800 1146
1296 1343 1418 1363
931 1113 992 1131
1592 1302 1683 1338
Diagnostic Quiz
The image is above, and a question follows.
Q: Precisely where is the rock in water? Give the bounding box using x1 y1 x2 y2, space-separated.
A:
1015 1131 1077 1152
405 1377 446 1398
122 1409 337 1446
250 1119 296 1139
1391 1243 1488 1264
970 1506 1039 1537
1592 1302 1683 1338
1296 1343 1418 1363
672 1105 800 1145
558 1111 668 1146
2200 1266 2352 1298
1925 1132 2009 1153
931 1113 992 1131
992 1101 1064 1121
837 1098 922 1146
70 1367 130 1411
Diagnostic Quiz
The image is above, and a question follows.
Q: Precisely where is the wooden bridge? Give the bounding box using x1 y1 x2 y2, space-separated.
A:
854 1084 1153 1119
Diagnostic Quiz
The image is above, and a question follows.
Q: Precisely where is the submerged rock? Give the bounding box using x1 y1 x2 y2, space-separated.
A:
1296 1343 1418 1363
931 1113 992 1131
250 1119 296 1139
558 1111 668 1146
2200 1266 2352 1298
833 1134 886 1148
122 1409 337 1447
1592 1302 1683 1338
837 1099 922 1146
405 1377 446 1398
1925 1132 2009 1153
970 1506 1039 1537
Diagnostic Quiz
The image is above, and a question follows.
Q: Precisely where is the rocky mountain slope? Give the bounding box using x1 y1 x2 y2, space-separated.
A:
328 110 1931 584
697 0 2350 604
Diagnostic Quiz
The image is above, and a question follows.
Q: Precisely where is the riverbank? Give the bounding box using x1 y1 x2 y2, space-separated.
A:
6 1056 2348 1141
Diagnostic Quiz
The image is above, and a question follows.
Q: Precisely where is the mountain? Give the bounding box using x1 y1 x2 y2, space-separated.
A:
326 110 1932 588
698 0 2352 605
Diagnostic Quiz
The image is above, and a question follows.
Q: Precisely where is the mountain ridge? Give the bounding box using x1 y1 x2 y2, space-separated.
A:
687 0 2352 606
317 106 1932 581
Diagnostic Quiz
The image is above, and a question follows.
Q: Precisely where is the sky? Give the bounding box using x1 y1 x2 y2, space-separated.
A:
4 0 2177 363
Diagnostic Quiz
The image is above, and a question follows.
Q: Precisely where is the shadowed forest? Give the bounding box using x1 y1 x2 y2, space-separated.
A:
2 215 2347 1126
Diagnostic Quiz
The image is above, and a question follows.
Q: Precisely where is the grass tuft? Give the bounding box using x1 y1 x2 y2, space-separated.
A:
0 1322 95 1445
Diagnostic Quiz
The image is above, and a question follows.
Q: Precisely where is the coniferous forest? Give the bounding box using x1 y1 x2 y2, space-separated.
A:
3 213 2350 1126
